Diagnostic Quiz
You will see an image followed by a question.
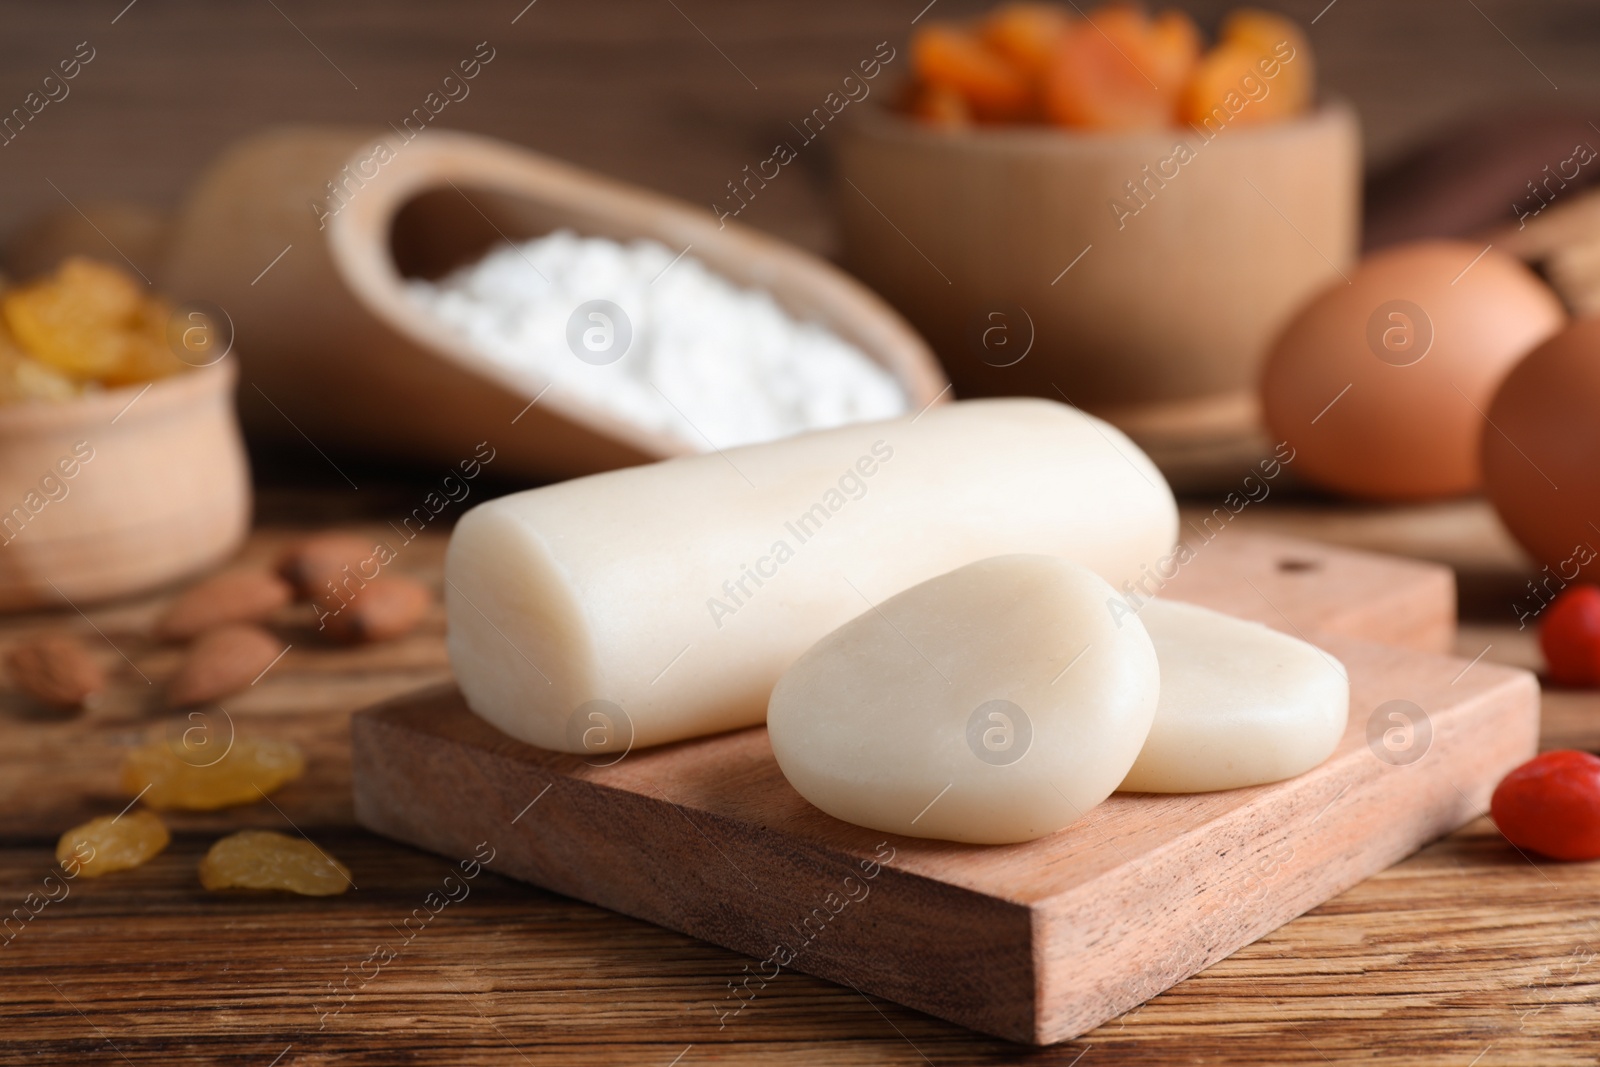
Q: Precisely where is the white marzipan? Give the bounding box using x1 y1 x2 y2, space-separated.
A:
1120 599 1350 793
767 555 1162 844
444 398 1178 752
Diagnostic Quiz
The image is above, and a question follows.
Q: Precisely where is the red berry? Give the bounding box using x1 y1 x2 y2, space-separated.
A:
1540 585 1600 687
1490 750 1600 861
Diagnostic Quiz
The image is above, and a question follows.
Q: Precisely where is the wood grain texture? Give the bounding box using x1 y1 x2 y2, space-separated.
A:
2 510 1598 1063
1160 528 1458 654
349 532 1522 1044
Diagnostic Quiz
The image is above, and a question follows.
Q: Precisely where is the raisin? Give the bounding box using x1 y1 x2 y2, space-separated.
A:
2 257 140 378
0 257 185 385
56 810 169 878
121 736 305 811
199 830 351 896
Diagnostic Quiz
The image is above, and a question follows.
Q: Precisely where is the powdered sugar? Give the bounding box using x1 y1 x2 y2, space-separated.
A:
407 230 908 450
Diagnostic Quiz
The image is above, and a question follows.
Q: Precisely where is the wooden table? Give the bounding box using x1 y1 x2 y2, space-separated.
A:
3 487 1598 1065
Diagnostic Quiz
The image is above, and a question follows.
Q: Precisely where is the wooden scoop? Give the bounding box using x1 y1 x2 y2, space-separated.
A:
162 126 947 481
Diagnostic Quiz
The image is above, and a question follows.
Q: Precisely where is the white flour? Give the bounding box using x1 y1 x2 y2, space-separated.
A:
407 230 909 450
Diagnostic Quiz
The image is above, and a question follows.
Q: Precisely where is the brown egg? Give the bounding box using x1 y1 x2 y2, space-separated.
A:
1261 240 1564 501
1483 316 1600 576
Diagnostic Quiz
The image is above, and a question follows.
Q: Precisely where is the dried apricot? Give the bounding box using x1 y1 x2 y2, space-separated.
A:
121 736 305 811
1182 9 1311 127
981 3 1072 79
56 810 169 878
906 82 974 128
911 23 1032 122
1223 7 1312 78
1041 7 1176 131
199 830 350 896
1147 9 1202 92
1491 750 1600 861
903 82 970 127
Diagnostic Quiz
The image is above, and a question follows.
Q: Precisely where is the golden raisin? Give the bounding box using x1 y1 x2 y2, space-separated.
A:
2 257 144 379
121 736 305 811
56 810 169 879
0 257 189 391
199 830 350 896
100 298 187 386
12 357 78 400
0 320 77 402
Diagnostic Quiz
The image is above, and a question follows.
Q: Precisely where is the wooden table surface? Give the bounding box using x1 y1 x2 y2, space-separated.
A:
3 484 1597 1066
3 2 1598 1061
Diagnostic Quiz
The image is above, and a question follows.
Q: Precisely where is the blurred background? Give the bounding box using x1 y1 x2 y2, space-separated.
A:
1 0 1592 256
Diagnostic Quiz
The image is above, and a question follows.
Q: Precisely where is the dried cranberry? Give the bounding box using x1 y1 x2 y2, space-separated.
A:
1490 749 1600 861
1540 585 1600 687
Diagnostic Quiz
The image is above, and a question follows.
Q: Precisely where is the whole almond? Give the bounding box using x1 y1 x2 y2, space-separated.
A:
7 634 105 709
167 624 285 707
155 569 293 641
320 575 432 645
277 533 381 600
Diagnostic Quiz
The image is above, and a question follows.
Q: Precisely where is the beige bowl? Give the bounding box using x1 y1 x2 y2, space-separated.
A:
836 104 1360 419
0 361 250 612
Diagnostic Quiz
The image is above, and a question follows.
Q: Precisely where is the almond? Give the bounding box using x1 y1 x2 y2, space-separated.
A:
167 624 285 707
319 575 432 645
277 533 382 600
155 569 293 641
7 634 105 709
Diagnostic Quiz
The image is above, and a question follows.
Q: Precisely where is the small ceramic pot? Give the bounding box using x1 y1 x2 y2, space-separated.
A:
0 360 249 612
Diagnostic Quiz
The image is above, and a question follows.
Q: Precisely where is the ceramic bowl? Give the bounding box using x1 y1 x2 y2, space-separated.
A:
0 360 249 612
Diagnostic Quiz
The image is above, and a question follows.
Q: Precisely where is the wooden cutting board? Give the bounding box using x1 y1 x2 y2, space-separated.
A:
349 532 1537 1045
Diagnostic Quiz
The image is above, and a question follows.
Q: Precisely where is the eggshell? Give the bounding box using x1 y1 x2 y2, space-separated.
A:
1483 316 1600 576
1261 240 1564 501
